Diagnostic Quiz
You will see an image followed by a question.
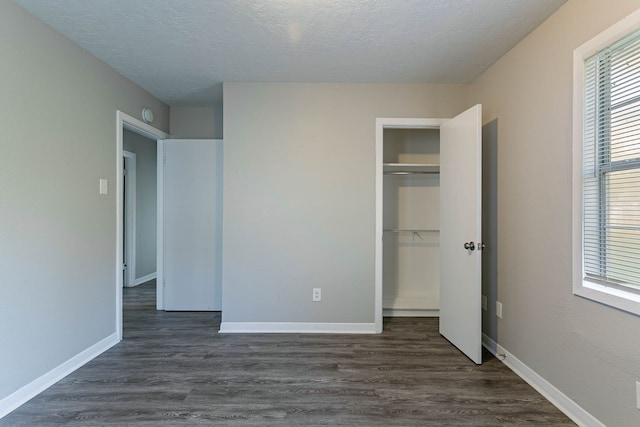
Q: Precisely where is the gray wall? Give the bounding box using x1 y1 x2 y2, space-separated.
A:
0 0 168 402
5 0 638 424
222 83 469 323
123 130 157 280
469 0 640 425
170 106 222 139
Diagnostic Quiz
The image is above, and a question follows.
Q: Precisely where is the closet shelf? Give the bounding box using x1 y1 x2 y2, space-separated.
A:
383 163 439 175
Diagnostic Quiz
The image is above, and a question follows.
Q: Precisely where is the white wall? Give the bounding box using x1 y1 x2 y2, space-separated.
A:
0 0 168 403
123 129 157 280
469 0 640 425
170 106 222 139
222 83 469 324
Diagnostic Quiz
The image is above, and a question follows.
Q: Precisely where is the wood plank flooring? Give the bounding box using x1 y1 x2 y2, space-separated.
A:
1 282 574 426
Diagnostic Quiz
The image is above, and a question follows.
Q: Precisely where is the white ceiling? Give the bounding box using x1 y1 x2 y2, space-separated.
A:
12 0 566 106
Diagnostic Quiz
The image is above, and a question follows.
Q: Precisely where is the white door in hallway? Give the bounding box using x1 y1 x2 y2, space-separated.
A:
439 104 483 364
163 139 222 311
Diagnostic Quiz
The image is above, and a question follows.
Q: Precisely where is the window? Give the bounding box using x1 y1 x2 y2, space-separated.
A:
574 13 640 315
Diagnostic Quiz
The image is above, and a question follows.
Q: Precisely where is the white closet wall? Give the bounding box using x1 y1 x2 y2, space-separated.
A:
383 129 440 316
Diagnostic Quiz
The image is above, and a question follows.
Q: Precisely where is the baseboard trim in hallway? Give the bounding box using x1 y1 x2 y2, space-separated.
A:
0 333 119 419
132 272 157 287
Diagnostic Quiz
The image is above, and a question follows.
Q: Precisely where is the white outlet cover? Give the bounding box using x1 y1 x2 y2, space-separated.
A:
496 301 503 318
99 179 108 195
482 295 488 311
636 381 640 410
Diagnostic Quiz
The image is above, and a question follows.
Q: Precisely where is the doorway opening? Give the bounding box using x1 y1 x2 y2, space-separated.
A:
116 111 169 340
381 127 441 319
375 118 445 334
375 106 483 364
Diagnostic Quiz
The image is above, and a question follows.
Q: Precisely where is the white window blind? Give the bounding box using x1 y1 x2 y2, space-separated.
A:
583 28 640 293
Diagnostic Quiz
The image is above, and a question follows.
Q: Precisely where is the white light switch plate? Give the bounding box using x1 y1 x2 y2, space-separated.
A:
99 179 108 195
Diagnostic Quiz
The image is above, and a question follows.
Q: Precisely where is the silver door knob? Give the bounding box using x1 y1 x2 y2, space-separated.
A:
464 242 475 251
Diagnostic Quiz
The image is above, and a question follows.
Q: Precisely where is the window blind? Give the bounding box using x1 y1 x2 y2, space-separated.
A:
583 29 640 292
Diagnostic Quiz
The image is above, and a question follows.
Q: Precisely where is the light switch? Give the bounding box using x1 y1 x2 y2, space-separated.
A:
99 179 108 195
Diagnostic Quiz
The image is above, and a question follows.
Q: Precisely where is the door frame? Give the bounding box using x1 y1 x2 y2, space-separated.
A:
123 150 137 287
116 111 169 340
375 117 447 333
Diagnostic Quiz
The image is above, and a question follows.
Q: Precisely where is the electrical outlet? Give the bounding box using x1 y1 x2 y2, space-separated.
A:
496 301 503 319
312 288 321 302
636 381 640 410
99 179 108 195
482 295 487 311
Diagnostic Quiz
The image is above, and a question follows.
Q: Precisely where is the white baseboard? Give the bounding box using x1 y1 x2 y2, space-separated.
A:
482 334 603 427
482 333 498 354
0 333 119 419
219 322 376 334
383 308 439 317
131 272 157 287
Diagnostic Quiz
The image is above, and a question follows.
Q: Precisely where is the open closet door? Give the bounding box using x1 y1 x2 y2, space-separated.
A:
163 139 222 311
439 104 483 364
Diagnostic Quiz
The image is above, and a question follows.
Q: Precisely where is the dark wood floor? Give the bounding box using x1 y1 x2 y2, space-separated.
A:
1 282 574 426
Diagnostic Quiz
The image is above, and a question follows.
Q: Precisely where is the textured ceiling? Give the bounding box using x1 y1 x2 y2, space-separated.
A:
12 0 566 106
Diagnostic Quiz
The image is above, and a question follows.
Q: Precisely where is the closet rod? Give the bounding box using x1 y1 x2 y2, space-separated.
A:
384 229 439 233
383 171 439 175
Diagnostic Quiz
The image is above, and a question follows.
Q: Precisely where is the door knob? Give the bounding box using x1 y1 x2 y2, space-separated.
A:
464 242 475 251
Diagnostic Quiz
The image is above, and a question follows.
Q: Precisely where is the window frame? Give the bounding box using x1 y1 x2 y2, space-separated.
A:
573 9 640 316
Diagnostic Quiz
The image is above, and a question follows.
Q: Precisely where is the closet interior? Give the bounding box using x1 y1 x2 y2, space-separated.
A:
383 127 441 317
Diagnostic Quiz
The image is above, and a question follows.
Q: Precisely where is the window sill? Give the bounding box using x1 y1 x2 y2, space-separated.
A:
574 281 640 317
